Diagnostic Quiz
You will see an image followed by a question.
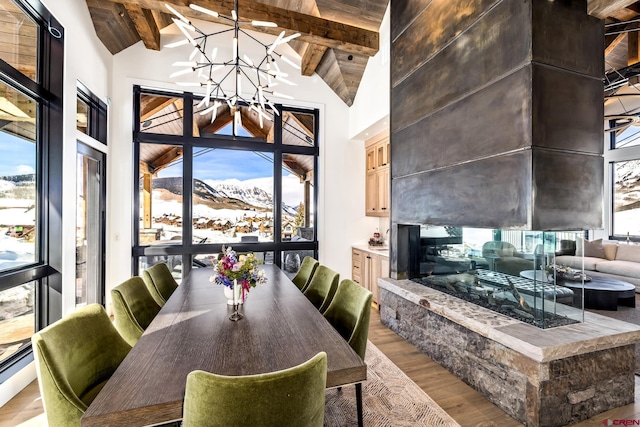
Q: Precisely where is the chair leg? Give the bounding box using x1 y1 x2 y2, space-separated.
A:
356 383 363 427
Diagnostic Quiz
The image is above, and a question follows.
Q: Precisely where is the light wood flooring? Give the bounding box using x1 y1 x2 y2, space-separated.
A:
2 308 640 426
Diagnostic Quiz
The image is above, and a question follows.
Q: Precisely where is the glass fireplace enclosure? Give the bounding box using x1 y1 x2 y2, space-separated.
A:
410 226 586 328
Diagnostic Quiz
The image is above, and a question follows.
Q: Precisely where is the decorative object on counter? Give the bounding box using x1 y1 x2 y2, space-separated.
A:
369 228 384 246
210 245 267 321
546 264 591 282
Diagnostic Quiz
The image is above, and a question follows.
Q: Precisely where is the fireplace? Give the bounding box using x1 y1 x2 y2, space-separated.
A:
398 225 585 328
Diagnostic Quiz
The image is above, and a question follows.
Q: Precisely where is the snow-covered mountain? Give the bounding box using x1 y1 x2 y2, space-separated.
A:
214 183 272 209
153 177 298 216
614 160 640 212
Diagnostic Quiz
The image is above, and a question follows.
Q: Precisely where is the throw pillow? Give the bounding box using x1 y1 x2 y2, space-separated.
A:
576 238 606 259
615 243 640 262
602 242 618 261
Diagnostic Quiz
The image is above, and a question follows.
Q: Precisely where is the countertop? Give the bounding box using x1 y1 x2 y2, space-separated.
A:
352 244 389 258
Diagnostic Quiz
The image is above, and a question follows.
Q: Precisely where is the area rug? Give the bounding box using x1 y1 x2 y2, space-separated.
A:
587 294 640 374
324 341 460 427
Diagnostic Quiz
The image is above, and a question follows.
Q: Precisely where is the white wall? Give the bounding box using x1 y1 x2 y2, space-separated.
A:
41 0 113 316
0 0 112 406
349 7 390 141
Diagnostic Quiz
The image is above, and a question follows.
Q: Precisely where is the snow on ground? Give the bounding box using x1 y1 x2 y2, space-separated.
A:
613 208 640 236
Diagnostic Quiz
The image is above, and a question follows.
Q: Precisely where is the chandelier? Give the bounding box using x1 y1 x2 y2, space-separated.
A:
164 1 300 134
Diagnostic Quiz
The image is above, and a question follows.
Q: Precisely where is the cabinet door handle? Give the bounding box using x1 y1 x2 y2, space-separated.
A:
381 207 386 210
354 266 359 269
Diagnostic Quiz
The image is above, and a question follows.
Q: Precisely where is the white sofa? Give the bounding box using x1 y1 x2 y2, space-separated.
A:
555 239 640 291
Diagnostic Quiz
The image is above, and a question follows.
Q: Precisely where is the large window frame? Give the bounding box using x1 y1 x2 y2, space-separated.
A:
131 86 319 276
607 122 640 243
0 0 64 380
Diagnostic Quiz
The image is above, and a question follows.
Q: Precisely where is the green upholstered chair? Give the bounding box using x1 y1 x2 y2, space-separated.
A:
322 279 373 426
111 276 161 346
292 256 319 291
182 352 327 427
302 265 340 313
142 262 179 307
31 304 131 427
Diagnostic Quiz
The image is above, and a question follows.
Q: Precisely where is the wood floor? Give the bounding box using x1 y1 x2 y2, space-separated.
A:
2 308 640 426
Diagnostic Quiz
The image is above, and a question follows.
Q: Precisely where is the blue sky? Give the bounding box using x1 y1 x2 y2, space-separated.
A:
160 147 275 181
0 132 35 176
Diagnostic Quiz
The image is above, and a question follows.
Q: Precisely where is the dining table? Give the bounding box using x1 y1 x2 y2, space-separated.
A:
81 264 367 427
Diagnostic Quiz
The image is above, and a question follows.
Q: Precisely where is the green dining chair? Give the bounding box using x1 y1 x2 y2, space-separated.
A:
303 265 340 313
111 276 162 346
292 256 319 291
32 304 132 427
182 352 327 427
142 262 179 307
322 279 373 427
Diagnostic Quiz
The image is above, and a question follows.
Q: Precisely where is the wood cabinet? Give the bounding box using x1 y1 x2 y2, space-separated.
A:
352 248 389 305
365 131 390 217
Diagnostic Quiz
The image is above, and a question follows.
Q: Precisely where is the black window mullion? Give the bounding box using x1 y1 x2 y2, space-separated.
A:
183 143 194 276
132 87 319 271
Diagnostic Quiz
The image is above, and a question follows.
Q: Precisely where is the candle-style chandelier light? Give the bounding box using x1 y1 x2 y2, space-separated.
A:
164 1 300 134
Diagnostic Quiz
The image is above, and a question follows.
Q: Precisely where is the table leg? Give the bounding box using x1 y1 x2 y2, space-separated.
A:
356 382 363 427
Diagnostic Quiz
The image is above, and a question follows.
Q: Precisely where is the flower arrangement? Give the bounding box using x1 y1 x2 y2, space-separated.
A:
210 246 267 302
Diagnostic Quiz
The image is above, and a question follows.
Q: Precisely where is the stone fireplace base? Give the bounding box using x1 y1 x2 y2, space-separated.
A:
378 278 640 427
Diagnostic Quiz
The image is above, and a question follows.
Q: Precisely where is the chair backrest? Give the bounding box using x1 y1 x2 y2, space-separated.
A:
183 352 327 427
292 256 319 291
142 262 179 306
111 276 161 346
482 241 517 257
323 279 373 360
31 304 131 427
302 265 339 313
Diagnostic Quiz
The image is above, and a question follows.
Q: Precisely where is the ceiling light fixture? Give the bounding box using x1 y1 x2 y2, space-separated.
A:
164 1 301 135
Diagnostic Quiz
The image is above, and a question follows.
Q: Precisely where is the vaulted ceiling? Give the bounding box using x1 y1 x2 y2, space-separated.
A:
83 0 640 107
85 0 389 106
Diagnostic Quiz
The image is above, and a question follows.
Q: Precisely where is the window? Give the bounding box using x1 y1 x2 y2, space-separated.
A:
608 118 640 241
612 160 640 238
77 82 107 144
0 0 64 379
609 118 640 150
133 87 318 280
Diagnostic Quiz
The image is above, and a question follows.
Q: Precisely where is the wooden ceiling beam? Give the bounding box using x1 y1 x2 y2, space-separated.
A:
102 0 379 56
606 29 627 57
589 0 639 19
140 96 176 121
301 44 327 76
150 147 183 172
124 5 160 50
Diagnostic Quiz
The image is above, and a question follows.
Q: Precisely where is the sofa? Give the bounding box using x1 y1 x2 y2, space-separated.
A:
555 238 640 292
482 241 536 276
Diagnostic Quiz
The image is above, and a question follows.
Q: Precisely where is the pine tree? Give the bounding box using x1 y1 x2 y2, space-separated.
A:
294 202 305 234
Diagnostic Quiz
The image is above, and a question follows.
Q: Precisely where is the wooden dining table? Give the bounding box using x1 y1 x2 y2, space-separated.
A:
81 264 367 427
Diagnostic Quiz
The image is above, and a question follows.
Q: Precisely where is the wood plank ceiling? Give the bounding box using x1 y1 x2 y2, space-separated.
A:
85 0 388 106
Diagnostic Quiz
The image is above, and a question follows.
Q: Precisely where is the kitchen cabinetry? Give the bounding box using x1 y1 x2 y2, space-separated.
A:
365 131 390 217
351 247 389 306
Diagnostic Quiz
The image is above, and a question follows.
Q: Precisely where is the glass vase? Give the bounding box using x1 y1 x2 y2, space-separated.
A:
229 279 244 321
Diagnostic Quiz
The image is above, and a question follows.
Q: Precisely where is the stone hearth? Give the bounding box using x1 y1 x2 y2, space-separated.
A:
378 277 640 427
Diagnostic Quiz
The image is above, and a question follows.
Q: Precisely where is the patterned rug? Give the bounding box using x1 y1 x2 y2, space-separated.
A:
324 342 460 427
